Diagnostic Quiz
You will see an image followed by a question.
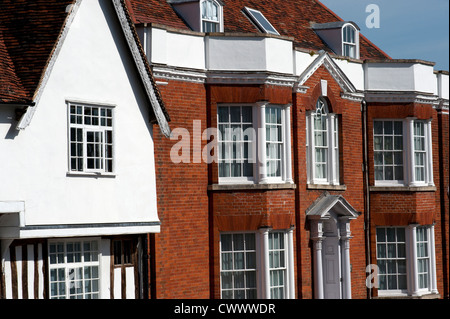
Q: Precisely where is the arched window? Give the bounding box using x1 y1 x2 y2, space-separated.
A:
306 98 339 184
342 24 357 58
201 0 220 32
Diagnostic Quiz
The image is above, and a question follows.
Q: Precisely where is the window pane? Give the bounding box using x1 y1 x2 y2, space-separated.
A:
230 107 240 123
397 228 405 241
394 166 404 180
245 234 255 250
374 121 383 134
374 166 383 181
394 121 403 135
384 166 393 180
221 272 232 290
394 136 403 150
377 244 386 259
222 253 232 270
384 121 393 134
374 136 383 150
384 152 393 165
376 228 386 242
384 136 393 150
218 107 229 123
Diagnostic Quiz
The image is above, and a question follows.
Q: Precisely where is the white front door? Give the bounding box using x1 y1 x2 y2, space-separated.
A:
322 236 341 299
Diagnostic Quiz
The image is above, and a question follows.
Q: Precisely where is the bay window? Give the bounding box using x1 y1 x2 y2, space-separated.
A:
220 230 294 299
217 103 292 184
306 98 339 185
376 225 438 297
373 118 433 187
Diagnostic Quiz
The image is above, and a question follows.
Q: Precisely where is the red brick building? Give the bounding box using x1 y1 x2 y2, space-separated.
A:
127 0 449 299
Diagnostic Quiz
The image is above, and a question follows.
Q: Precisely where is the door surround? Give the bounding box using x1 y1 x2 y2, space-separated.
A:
306 192 360 299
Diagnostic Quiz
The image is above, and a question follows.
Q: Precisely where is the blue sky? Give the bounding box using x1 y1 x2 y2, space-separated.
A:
319 0 449 71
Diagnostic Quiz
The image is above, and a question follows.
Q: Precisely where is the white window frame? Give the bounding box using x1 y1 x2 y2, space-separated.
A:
306 98 339 185
219 232 258 299
373 119 405 185
218 105 256 184
67 101 115 175
219 229 295 299
268 231 288 299
375 227 408 295
265 106 284 183
376 225 438 297
48 238 101 299
342 24 359 59
200 0 223 33
217 103 293 185
373 118 434 187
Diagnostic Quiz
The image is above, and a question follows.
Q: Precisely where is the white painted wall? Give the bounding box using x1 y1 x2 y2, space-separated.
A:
206 36 293 73
0 0 159 234
206 36 266 71
334 58 364 91
265 37 294 74
436 72 449 99
364 61 437 94
148 27 205 70
413 63 437 94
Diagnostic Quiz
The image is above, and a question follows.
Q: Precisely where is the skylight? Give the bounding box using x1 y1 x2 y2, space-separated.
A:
244 7 279 35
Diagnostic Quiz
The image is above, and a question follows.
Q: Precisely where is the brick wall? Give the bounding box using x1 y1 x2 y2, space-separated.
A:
151 79 210 299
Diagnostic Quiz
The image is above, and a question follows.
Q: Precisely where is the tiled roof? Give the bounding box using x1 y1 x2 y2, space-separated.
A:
126 0 390 60
127 0 190 30
0 30 30 103
0 0 74 104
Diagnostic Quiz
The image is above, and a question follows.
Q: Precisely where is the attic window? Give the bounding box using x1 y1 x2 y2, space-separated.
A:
202 0 221 32
244 7 279 35
342 24 357 58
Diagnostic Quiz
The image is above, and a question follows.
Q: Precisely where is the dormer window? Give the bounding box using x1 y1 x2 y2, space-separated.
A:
201 0 221 32
342 24 357 58
169 0 223 33
312 21 360 59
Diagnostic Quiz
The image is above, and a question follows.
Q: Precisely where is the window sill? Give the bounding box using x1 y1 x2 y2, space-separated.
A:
307 184 347 191
369 186 436 192
66 172 116 178
208 183 296 191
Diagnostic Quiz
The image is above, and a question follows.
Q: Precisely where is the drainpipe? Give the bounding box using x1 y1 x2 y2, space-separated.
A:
362 99 372 299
